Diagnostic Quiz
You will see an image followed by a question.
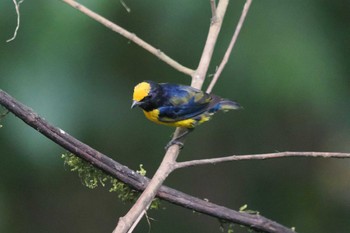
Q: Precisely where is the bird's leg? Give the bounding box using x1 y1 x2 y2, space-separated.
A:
164 140 184 150
165 128 194 150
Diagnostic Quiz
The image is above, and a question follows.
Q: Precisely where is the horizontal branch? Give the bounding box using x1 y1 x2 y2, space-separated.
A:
175 151 350 169
0 89 295 233
61 0 194 76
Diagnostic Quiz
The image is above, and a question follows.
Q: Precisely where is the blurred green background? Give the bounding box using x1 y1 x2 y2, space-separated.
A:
0 0 349 232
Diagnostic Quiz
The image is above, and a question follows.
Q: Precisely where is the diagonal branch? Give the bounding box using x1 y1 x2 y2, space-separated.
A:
113 143 180 233
206 0 253 93
114 1 234 232
114 1 255 232
175 151 350 169
61 0 194 76
0 90 295 233
192 0 229 89
210 0 217 22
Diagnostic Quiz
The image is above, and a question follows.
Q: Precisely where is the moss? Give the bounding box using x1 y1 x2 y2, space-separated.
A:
61 153 161 209
217 205 262 233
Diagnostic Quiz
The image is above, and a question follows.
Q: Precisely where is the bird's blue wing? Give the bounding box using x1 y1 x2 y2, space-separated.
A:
157 84 213 122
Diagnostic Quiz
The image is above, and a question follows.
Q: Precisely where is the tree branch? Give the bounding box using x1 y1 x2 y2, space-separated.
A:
7 0 24 42
113 144 179 233
60 0 194 76
175 151 350 169
210 0 217 23
113 1 254 231
113 1 233 231
192 0 229 89
1 1 302 233
0 90 295 233
206 0 252 93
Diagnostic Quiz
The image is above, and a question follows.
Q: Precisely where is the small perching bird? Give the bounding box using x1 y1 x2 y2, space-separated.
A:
131 81 241 148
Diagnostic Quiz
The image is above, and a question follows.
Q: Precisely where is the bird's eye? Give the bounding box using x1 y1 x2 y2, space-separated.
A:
147 92 157 99
141 95 151 102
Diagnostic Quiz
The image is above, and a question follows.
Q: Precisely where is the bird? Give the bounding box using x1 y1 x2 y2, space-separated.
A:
131 80 241 148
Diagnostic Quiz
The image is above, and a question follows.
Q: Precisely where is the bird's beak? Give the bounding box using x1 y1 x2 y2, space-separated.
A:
131 100 140 109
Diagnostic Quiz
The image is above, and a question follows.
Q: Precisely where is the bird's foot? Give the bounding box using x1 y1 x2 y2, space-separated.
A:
165 128 194 150
164 139 184 150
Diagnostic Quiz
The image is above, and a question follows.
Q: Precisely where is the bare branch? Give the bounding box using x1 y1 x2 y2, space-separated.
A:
7 0 24 42
192 0 229 89
210 0 217 23
206 0 252 93
175 151 350 169
114 1 232 231
113 146 179 233
61 0 194 76
120 0 131 13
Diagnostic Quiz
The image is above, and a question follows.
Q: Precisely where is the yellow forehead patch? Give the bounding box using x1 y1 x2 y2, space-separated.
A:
133 82 151 101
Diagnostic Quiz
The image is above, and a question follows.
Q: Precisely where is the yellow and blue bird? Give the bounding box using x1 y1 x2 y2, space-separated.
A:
131 81 240 147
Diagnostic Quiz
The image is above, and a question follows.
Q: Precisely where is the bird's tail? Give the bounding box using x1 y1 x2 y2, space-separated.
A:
218 99 241 112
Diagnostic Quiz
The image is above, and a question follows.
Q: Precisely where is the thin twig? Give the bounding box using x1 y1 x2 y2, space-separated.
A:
126 209 146 233
192 0 229 89
7 0 24 42
61 0 194 76
120 0 131 13
144 211 153 233
0 88 296 233
206 0 252 93
210 0 217 23
175 151 350 169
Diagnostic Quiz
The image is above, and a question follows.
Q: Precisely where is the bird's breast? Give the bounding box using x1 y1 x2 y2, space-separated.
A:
142 109 210 128
143 109 160 123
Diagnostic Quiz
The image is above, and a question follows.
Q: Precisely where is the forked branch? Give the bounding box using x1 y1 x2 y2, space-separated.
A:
191 0 229 89
206 0 252 93
114 0 253 232
113 0 245 232
0 89 295 233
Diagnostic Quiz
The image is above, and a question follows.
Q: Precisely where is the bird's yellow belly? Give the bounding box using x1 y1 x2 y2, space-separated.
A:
143 109 210 128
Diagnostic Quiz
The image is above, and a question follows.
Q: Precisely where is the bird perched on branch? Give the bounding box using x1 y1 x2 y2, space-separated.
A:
131 81 241 148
